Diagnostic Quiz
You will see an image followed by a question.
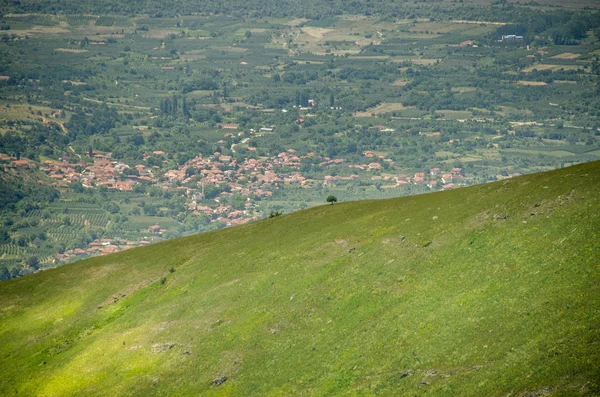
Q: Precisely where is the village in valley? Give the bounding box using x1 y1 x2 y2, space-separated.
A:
38 131 468 213
2 6 599 280
1 122 473 266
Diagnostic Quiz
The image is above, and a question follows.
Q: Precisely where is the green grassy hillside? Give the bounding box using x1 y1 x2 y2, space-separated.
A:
1 162 599 396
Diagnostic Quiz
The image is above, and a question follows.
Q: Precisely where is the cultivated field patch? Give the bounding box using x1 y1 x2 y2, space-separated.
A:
391 57 439 65
551 52 581 59
55 48 89 53
435 109 473 119
283 18 310 26
209 46 248 52
354 103 414 117
0 103 56 121
516 80 548 86
522 64 582 72
451 86 478 93
503 148 577 158
300 27 334 40
142 29 183 39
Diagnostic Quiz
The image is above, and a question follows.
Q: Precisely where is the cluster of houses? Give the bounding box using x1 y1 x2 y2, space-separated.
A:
348 150 396 172
0 153 30 167
364 166 463 191
409 167 465 190
162 149 321 223
163 145 469 225
3 143 469 208
40 152 156 190
2 140 472 264
54 238 152 263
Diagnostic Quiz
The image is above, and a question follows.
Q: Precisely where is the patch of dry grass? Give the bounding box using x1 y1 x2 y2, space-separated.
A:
55 48 89 53
551 52 580 59
0 103 55 122
516 80 547 86
300 27 334 40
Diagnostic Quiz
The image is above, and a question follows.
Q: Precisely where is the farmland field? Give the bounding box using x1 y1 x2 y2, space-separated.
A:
354 103 415 117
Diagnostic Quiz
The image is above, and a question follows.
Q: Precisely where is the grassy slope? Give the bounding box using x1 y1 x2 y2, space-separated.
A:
0 162 599 396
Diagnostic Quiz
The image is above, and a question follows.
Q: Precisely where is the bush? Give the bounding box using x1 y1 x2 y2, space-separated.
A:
269 210 283 218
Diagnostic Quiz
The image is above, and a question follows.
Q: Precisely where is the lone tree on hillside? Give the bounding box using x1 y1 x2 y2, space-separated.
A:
269 210 283 218
326 195 338 205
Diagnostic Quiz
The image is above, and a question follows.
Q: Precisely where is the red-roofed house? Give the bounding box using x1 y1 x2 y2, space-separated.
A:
148 224 161 233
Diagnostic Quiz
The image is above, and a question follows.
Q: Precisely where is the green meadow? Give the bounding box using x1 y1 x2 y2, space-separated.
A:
0 161 599 395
